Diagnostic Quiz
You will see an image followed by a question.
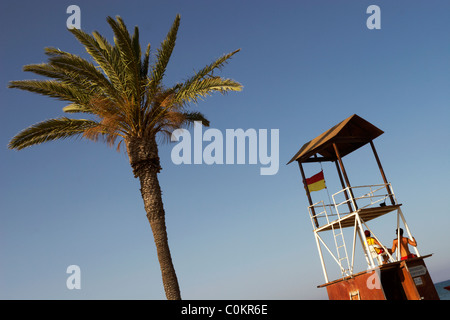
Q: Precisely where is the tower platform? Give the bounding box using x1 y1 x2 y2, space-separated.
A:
315 204 401 232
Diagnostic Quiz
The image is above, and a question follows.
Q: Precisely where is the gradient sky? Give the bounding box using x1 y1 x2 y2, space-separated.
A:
1 0 449 299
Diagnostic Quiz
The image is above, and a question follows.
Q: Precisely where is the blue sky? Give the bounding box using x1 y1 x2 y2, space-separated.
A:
1 0 449 299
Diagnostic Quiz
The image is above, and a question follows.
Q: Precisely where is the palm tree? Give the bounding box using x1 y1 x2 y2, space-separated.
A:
8 14 242 300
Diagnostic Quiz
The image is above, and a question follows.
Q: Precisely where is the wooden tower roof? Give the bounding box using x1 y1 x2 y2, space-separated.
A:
287 114 384 165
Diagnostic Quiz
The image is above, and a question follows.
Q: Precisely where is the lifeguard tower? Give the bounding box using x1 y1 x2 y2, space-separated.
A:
288 114 439 300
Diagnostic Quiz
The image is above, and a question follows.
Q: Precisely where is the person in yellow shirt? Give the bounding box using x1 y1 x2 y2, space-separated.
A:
364 230 389 264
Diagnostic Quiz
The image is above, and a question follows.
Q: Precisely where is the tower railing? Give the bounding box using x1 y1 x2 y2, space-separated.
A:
332 183 397 216
308 200 336 230
308 183 397 230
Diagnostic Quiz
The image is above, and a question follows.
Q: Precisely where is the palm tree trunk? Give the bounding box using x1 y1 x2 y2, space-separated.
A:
126 136 181 300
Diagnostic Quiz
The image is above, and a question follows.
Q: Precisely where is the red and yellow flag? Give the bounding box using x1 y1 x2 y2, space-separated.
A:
306 171 326 192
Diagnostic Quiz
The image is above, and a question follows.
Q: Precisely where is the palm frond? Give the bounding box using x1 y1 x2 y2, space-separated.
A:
179 111 210 127
91 31 113 52
141 43 151 78
173 77 243 106
68 27 126 94
131 26 142 67
181 49 241 88
147 14 180 101
156 110 209 144
106 16 141 97
8 79 91 104
43 47 120 101
22 63 68 80
144 75 241 136
62 103 93 114
8 117 100 150
22 62 109 104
